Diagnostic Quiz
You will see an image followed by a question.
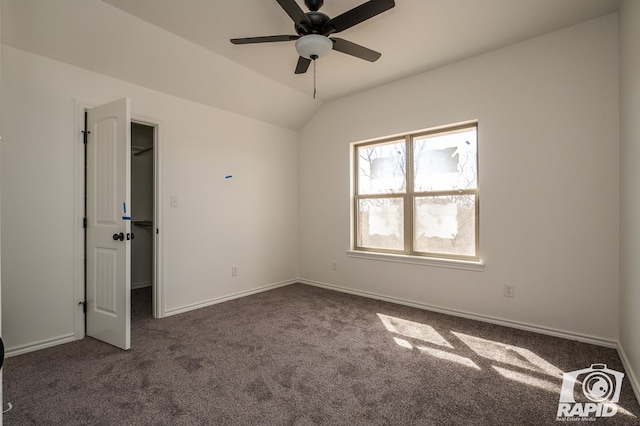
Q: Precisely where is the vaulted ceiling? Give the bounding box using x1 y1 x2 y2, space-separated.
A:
100 0 621 99
2 0 621 129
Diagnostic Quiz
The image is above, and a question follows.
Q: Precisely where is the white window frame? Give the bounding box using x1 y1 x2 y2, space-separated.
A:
351 121 481 267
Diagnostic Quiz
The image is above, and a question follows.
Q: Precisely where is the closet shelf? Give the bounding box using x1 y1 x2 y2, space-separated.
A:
132 220 153 227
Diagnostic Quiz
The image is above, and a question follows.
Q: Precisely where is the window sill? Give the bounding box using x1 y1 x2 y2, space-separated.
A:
346 250 485 272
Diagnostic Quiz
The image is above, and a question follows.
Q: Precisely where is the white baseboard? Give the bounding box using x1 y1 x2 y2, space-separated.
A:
164 279 298 317
617 343 640 405
5 280 297 357
303 278 639 405
5 334 75 358
299 279 618 349
8 278 637 408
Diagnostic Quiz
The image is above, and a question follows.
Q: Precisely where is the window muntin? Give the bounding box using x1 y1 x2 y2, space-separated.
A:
354 122 479 261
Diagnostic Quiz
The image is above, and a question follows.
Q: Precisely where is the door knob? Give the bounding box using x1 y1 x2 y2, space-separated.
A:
113 232 125 241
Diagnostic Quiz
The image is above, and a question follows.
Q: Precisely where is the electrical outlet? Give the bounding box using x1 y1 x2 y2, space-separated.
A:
504 284 515 298
332 261 338 271
231 265 238 276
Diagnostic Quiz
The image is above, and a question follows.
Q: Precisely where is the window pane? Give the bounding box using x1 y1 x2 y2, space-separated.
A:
414 128 477 192
414 195 476 257
357 140 406 195
357 198 404 250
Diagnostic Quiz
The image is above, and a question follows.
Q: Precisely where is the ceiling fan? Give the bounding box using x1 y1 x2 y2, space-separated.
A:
230 0 395 75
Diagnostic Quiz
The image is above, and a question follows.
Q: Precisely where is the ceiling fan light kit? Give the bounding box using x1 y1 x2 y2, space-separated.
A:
295 34 333 59
230 0 395 97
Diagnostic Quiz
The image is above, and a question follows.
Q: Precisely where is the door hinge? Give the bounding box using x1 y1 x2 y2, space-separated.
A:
83 217 87 228
83 110 90 144
79 300 87 314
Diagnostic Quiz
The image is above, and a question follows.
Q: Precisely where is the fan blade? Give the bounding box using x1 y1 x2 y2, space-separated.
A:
230 35 299 44
276 0 311 29
326 0 395 33
295 56 312 74
331 38 381 62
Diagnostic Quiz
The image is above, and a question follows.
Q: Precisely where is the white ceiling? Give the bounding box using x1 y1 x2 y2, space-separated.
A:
1 0 621 129
100 0 621 101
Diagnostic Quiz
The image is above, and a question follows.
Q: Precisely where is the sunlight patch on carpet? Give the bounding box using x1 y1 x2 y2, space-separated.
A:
377 313 452 348
393 337 413 349
417 345 481 370
492 366 561 393
615 405 638 418
453 332 564 378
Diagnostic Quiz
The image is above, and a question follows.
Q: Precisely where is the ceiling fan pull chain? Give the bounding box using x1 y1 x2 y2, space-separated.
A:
313 58 317 99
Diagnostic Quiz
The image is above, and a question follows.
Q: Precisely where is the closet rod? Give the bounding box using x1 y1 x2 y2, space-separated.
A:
132 146 153 156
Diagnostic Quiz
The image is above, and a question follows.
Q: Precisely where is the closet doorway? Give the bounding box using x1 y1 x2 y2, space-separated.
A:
131 121 157 322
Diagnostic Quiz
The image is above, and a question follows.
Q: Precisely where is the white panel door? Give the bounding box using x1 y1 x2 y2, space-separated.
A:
86 98 131 350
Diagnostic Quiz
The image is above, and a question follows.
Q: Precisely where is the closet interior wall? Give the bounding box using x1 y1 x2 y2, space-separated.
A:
131 122 154 291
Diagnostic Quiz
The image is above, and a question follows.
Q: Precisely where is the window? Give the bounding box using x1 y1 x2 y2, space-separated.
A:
353 122 479 261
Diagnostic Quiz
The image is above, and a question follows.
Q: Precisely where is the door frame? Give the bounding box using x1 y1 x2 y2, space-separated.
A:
129 118 163 319
73 99 164 341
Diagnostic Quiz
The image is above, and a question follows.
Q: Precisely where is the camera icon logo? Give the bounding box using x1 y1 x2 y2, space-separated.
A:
557 364 625 419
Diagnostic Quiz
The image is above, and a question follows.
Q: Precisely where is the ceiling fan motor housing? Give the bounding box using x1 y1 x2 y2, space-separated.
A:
295 11 333 36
